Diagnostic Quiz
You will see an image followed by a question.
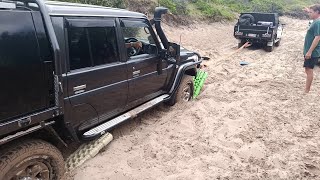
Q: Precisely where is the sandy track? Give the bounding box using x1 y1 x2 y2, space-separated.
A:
70 17 320 180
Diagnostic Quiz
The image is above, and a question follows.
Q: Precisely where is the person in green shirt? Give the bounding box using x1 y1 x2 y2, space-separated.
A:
303 5 320 93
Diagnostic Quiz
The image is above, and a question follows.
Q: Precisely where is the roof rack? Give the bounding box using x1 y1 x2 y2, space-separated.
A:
5 0 42 11
46 0 106 8
0 0 17 9
45 0 127 12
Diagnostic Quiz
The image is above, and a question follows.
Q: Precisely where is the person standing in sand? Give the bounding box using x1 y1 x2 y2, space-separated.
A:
303 5 320 93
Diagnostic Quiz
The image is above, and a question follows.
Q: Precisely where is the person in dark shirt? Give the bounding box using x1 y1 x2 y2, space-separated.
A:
303 5 320 93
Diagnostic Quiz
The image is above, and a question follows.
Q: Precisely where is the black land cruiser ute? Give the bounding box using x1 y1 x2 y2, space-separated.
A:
234 12 283 52
0 0 204 179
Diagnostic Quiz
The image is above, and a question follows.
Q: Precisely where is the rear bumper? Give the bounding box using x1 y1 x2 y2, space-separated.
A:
234 35 273 43
234 26 275 43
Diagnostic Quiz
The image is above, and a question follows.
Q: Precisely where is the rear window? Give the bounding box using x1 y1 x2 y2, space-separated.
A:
0 11 40 67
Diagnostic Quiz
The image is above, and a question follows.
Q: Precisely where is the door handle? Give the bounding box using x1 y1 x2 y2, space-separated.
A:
133 70 140 77
73 84 86 94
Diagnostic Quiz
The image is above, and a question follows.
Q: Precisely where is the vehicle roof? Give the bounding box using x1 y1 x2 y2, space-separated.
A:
44 1 147 18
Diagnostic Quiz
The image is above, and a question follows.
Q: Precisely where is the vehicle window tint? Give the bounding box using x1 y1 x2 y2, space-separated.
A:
122 21 155 44
122 26 155 45
87 27 119 66
121 20 158 58
68 26 119 70
68 27 91 70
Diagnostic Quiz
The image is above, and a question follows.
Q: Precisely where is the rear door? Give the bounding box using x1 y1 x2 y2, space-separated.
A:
120 19 168 103
0 10 53 121
65 18 128 129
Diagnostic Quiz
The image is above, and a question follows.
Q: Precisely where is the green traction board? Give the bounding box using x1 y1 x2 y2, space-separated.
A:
193 70 208 99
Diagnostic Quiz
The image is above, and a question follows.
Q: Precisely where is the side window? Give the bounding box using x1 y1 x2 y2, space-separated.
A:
87 27 119 66
121 20 158 58
68 27 91 70
68 21 119 71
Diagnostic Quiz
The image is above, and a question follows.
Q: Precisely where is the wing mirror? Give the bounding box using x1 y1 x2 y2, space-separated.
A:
167 42 180 60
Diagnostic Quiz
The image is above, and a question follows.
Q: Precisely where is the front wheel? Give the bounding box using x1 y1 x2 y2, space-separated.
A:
166 75 194 106
0 139 65 180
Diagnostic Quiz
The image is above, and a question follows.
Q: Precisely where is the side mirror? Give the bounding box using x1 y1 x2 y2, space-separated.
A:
159 49 167 59
159 49 176 64
167 42 180 61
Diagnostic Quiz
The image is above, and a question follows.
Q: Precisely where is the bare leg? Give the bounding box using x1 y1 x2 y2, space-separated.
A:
305 67 314 93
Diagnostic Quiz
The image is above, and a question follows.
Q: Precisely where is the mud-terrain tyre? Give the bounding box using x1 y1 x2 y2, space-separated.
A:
0 139 65 180
265 45 274 52
265 39 275 52
166 75 194 106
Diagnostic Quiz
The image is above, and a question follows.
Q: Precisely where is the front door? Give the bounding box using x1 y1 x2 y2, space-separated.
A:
120 19 168 103
65 18 128 129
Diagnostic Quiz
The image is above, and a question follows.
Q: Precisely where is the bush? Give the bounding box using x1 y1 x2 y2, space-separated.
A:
249 0 285 15
195 0 214 16
175 0 189 15
159 0 177 14
195 0 234 20
126 0 157 14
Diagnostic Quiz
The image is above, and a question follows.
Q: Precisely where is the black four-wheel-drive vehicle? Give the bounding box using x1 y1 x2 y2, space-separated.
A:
234 12 284 52
0 0 204 179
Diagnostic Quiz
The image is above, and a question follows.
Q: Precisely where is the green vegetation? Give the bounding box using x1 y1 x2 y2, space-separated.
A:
61 0 320 20
60 0 125 8
159 0 177 14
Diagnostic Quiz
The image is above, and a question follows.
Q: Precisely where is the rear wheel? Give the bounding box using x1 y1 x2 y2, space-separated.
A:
166 75 194 106
265 45 274 52
0 139 65 180
265 40 274 52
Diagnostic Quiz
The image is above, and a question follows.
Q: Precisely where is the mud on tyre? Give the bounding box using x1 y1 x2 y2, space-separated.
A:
166 75 194 106
0 139 65 180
